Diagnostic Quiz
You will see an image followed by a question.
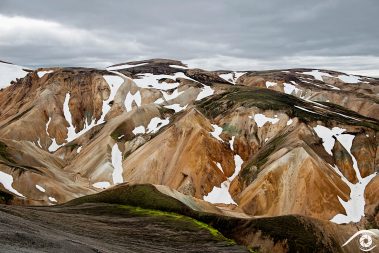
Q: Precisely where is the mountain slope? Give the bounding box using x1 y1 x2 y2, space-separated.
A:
0 58 378 252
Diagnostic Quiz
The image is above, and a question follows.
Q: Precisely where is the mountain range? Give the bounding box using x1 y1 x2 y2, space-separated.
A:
0 58 378 253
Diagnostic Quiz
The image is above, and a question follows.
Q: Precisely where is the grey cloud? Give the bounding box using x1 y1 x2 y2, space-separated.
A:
0 0 378 75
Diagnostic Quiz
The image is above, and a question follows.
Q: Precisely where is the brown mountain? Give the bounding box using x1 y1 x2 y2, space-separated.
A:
0 59 378 253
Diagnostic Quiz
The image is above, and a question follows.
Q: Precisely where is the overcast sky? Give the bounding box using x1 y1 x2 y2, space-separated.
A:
0 0 378 75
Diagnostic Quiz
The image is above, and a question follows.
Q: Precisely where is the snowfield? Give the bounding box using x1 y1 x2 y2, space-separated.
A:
0 62 28 89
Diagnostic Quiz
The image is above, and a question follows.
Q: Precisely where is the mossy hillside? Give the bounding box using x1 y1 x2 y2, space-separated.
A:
64 185 238 245
197 87 379 131
198 214 340 253
63 183 340 252
65 184 190 214
118 205 234 244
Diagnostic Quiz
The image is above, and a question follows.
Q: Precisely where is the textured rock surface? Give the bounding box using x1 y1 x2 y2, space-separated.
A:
0 59 378 252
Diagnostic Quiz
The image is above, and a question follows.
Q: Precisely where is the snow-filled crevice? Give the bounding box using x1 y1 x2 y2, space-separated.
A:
313 125 377 224
203 155 243 205
111 143 124 185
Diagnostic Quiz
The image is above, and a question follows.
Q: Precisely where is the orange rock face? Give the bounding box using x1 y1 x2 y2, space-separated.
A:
0 59 378 228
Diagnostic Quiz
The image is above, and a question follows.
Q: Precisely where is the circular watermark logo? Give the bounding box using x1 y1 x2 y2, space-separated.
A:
343 229 379 252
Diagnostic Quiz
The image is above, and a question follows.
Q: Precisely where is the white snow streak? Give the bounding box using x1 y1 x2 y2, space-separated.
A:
294 105 318 114
229 136 235 151
76 146 82 153
164 104 188 112
101 75 124 122
147 117 170 134
210 124 223 141
48 196 57 203
313 125 377 224
35 184 46 192
37 70 53 78
204 155 243 205
111 144 124 185
93 181 111 189
162 89 183 101
0 171 25 197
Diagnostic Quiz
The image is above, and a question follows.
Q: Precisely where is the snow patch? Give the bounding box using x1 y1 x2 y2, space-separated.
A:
48 197 57 203
313 125 345 156
0 62 27 89
37 70 53 78
338 74 361 84
63 93 78 142
125 91 141 112
93 181 111 189
133 72 192 90
283 82 300 95
147 117 170 133
111 144 124 185
216 162 224 173
132 125 146 135
302 70 332 81
229 136 235 151
294 105 318 114
101 75 124 122
35 184 46 193
48 138 61 152
0 171 25 197
169 64 188 69
210 124 223 141
204 155 243 205
313 125 377 224
250 114 279 128
331 171 376 224
196 85 214 101
265 81 277 88
164 103 188 112
219 72 246 84
162 89 183 101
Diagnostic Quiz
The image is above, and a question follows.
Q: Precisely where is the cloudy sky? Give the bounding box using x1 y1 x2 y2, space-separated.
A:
0 0 378 75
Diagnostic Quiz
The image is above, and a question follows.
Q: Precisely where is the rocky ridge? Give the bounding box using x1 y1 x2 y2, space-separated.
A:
0 59 378 252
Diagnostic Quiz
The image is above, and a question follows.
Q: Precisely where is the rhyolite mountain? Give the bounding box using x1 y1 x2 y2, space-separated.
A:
0 59 378 253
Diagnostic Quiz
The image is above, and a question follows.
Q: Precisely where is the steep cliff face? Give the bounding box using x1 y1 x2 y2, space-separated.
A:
0 59 378 252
